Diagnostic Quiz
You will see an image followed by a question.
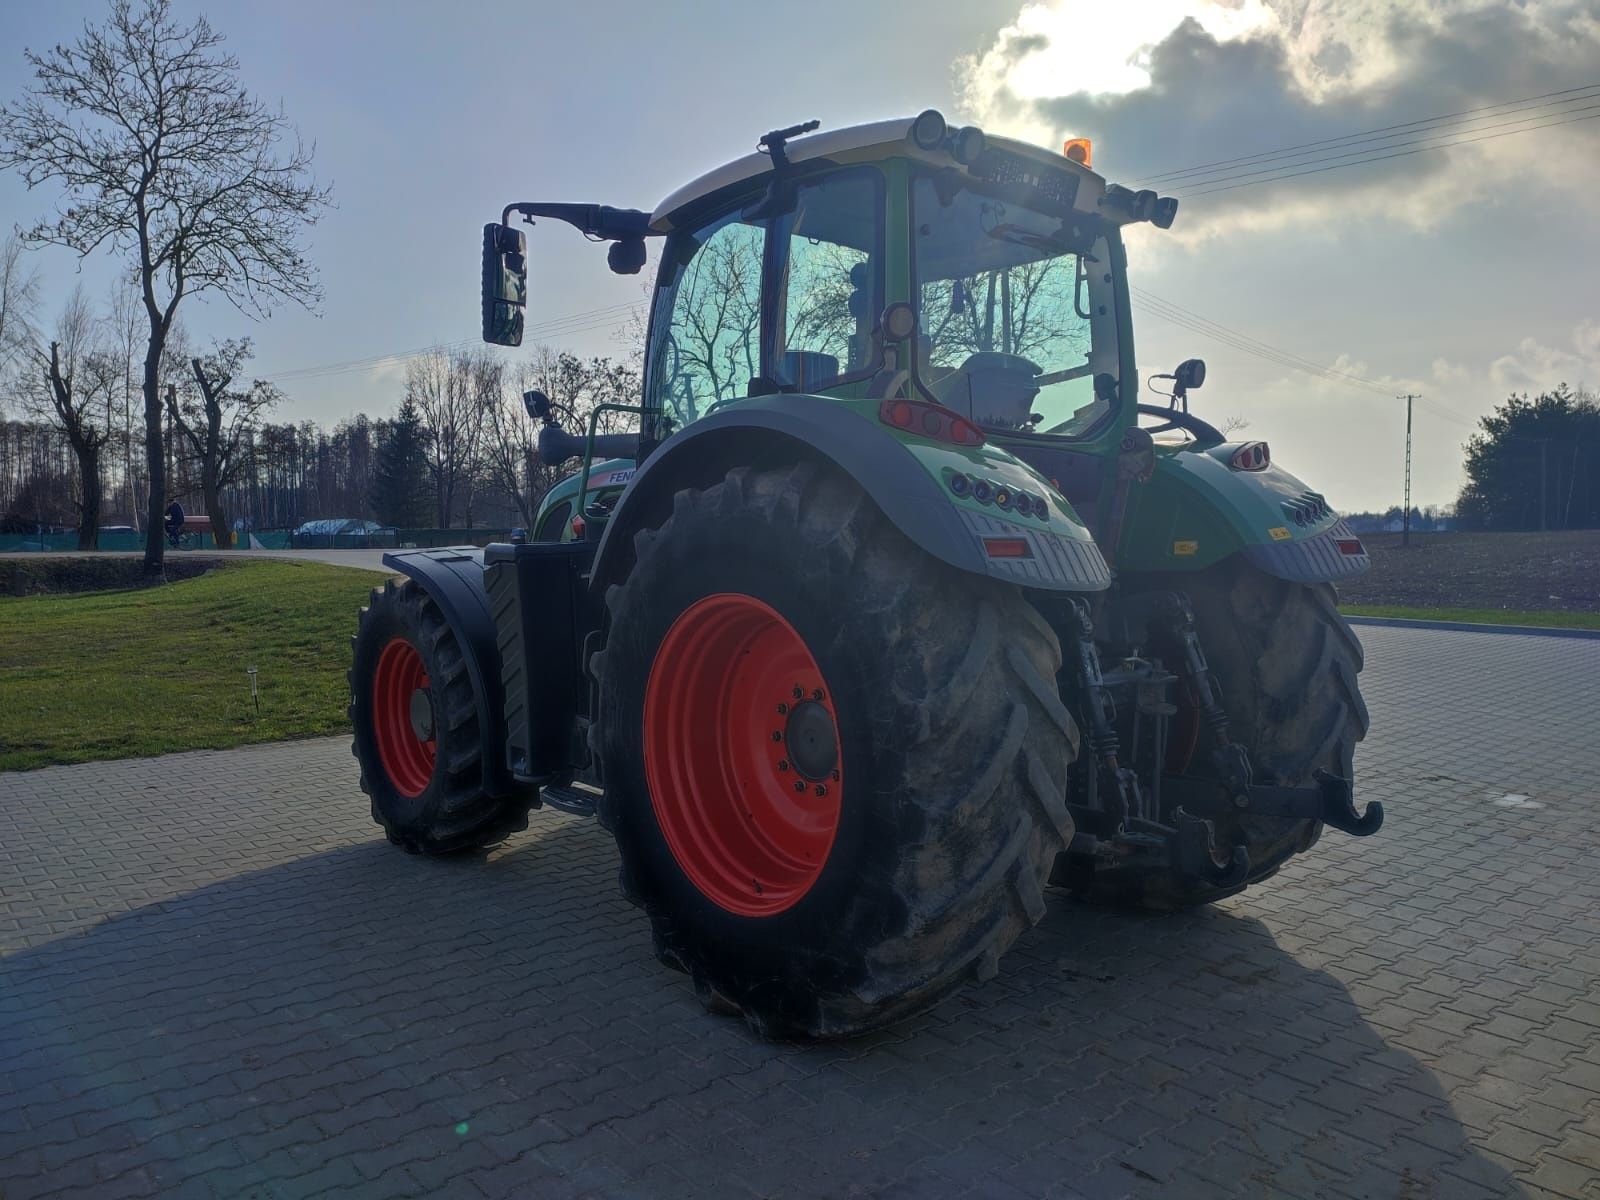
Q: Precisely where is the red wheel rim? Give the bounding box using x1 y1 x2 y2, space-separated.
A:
372 637 436 797
644 593 843 917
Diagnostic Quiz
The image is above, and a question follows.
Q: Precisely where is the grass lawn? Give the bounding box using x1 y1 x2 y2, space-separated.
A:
1341 604 1600 631
1 560 383 771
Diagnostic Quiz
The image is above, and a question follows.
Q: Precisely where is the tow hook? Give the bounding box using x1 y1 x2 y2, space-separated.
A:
1313 769 1384 836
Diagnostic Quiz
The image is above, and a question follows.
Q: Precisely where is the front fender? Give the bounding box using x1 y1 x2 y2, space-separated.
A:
591 395 1110 594
381 547 514 796
1118 443 1371 582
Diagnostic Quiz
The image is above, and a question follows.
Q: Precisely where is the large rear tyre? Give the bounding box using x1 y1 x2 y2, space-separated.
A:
593 462 1080 1038
1085 562 1369 910
350 577 534 854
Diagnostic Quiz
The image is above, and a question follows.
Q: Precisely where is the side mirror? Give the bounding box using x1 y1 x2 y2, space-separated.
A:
523 389 553 422
1174 358 1206 394
482 223 527 346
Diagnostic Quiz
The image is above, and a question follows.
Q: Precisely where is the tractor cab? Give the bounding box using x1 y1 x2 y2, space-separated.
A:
485 112 1181 459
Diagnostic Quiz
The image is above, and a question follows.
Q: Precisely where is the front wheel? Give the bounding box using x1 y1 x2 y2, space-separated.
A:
593 462 1080 1038
350 577 534 854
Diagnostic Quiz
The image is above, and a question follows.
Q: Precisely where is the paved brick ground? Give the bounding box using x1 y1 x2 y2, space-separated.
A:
2 625 1597 1199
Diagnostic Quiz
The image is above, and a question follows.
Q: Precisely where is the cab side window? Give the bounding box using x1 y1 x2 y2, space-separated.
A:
651 211 765 430
773 171 882 391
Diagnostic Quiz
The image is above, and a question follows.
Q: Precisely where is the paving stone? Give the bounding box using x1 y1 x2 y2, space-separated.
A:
2 626 1597 1197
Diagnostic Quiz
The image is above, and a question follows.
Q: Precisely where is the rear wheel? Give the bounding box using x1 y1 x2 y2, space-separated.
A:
593 461 1080 1038
350 578 534 854
1086 562 1368 909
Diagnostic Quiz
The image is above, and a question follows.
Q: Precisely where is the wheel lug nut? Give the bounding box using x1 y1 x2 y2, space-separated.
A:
778 759 790 772
792 685 804 699
777 702 788 715
813 688 825 701
814 784 827 797
771 730 782 742
831 769 840 781
794 780 806 792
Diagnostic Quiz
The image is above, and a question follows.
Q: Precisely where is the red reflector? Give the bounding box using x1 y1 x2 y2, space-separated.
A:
571 514 586 538
983 537 1032 559
888 401 912 428
1336 538 1365 555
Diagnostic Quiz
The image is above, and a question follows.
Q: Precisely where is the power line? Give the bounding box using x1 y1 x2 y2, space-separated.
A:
1132 286 1390 395
1167 97 1600 191
1185 107 1600 196
1137 81 1600 186
1133 287 1479 428
263 302 642 383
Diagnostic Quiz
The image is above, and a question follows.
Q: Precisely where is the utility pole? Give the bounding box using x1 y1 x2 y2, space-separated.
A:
1539 439 1549 532
1398 394 1417 547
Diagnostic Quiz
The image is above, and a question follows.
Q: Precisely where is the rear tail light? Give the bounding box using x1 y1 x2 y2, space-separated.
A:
983 537 1033 559
881 397 985 447
1336 537 1365 556
1229 441 1270 471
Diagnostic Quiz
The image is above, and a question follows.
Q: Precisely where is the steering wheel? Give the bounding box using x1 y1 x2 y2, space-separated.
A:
1136 403 1224 442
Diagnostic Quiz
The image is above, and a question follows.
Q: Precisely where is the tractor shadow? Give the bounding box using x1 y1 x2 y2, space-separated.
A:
1 814 1521 1199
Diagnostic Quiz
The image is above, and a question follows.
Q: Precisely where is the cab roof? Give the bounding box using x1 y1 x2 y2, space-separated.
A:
648 116 1108 233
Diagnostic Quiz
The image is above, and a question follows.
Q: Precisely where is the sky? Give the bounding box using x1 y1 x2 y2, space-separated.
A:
2 0 1598 511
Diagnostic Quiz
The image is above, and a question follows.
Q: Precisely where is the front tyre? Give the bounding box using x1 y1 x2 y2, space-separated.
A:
350 577 533 854
594 462 1080 1039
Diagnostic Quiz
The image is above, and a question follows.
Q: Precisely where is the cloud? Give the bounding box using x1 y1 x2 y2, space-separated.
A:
957 1 1600 239
1485 321 1600 392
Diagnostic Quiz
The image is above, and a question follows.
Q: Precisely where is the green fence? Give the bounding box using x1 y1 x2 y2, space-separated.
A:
0 528 514 553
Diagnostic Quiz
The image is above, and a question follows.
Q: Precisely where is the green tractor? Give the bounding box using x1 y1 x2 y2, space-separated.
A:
349 112 1380 1038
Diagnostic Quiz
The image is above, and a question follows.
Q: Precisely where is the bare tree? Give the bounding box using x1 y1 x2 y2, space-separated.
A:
482 358 544 530
0 0 330 572
0 231 42 378
482 348 643 531
26 286 111 548
166 337 278 547
407 347 496 528
104 277 145 526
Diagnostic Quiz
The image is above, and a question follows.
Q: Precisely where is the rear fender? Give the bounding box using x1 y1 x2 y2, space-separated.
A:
591 394 1111 595
1117 443 1371 582
382 547 514 796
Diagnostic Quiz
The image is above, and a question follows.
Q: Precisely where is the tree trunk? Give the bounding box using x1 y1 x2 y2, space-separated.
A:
204 466 231 548
77 441 101 551
141 337 165 575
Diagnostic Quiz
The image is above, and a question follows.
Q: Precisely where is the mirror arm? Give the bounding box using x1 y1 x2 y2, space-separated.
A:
501 202 653 243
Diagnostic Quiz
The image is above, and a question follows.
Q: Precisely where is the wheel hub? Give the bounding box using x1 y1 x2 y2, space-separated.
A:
785 700 837 781
409 688 434 741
